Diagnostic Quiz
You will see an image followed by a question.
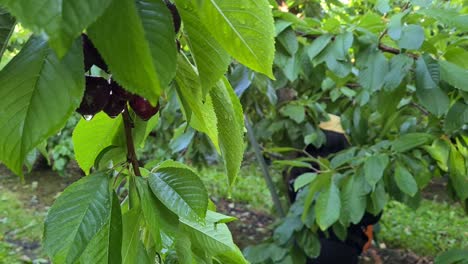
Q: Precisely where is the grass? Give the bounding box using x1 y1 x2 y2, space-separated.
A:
0 188 47 263
199 164 274 211
379 200 468 257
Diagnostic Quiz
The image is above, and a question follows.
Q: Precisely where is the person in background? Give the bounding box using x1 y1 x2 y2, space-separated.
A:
285 114 381 264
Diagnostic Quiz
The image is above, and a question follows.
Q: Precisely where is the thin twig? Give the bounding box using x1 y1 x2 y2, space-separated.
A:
245 115 286 217
122 106 141 176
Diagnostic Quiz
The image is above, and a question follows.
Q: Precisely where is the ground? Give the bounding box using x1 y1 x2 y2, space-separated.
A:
0 164 466 263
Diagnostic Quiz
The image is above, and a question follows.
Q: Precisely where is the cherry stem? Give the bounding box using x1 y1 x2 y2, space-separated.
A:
122 105 142 177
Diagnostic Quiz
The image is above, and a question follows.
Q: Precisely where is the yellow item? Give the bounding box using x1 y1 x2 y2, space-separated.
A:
319 114 345 134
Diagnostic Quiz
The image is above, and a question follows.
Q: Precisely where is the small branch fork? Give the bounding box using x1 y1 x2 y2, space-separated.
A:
122 106 141 177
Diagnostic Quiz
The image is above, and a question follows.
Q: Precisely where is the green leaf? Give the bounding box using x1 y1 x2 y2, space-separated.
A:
326 56 351 78
341 172 368 225
0 0 112 57
276 49 303 81
392 133 434 153
448 145 468 200
0 35 84 177
148 161 208 221
180 211 248 264
79 191 122 264
294 173 317 192
388 12 406 40
369 180 388 214
175 54 219 150
375 0 390 14
133 112 160 148
274 160 313 169
210 78 245 185
330 148 356 169
358 51 389 91
121 208 143 264
302 173 330 222
307 34 332 60
435 249 468 264
135 0 177 90
44 171 112 263
280 105 305 124
419 8 468 31
0 8 15 60
277 28 298 56
88 0 176 104
196 0 275 78
175 0 230 97
275 20 292 36
398 25 425 50
358 12 385 34
136 177 179 239
444 101 468 134
297 230 320 258
170 126 195 153
444 47 468 69
383 54 413 90
329 32 354 61
364 154 389 188
315 179 341 230
414 56 450 116
395 163 418 197
244 243 288 263
422 139 450 172
416 86 450 117
72 113 124 174
440 60 468 92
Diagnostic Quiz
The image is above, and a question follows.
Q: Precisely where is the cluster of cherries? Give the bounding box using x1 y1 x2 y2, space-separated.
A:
76 1 180 121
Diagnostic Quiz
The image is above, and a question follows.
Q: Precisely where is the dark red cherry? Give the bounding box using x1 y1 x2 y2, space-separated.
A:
103 94 126 118
165 1 181 33
82 34 108 72
129 96 160 121
110 80 131 101
103 81 130 118
76 76 111 116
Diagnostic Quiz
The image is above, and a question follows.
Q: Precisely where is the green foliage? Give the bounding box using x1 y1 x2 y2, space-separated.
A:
72 113 125 174
0 0 113 57
0 7 14 59
43 171 116 263
210 78 245 185
87 0 174 105
0 35 84 178
0 0 276 263
196 0 275 78
148 160 208 221
240 0 468 262
174 0 230 96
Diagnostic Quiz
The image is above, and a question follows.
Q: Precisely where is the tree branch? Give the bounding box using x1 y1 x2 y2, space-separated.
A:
378 43 419 59
122 106 141 176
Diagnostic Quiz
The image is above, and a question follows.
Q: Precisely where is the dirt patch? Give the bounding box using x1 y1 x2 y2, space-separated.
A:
0 164 82 210
361 247 433 264
421 177 451 202
214 197 275 249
